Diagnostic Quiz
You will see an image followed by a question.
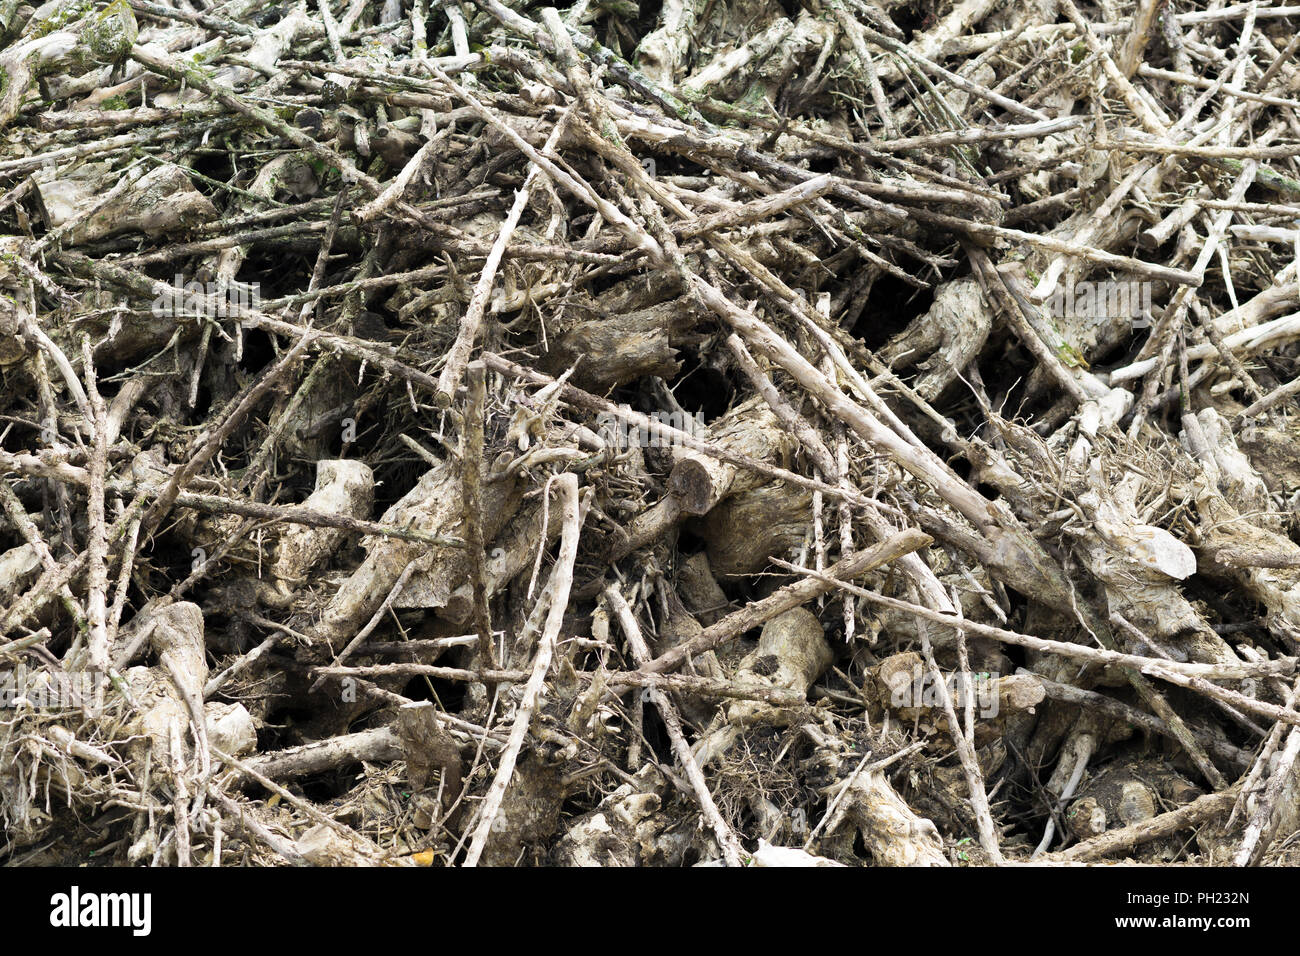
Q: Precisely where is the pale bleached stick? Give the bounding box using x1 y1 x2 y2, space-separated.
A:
462 474 581 867
769 558 1297 687
918 598 1004 863
434 91 579 407
605 585 746 867
82 339 110 673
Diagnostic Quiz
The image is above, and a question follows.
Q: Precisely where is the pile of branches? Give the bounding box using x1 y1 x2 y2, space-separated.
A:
3 0 1300 867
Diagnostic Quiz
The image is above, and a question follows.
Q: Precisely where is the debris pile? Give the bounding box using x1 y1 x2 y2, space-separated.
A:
2 0 1300 866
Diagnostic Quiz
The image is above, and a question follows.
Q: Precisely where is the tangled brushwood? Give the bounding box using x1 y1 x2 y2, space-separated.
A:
3 0 1300 868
